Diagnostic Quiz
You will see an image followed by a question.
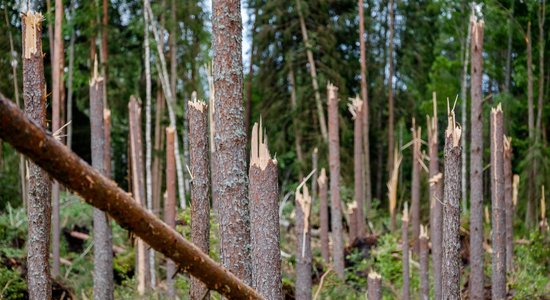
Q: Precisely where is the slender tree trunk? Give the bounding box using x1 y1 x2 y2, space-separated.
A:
442 107 462 300
526 22 536 227
387 0 395 173
367 272 382 300
90 67 114 300
295 0 328 142
504 1 514 93
411 122 421 254
490 105 506 299
503 136 513 271
469 18 485 300
249 121 282 299
327 83 345 278
22 12 52 300
211 0 252 284
350 96 366 237
402 203 410 300
0 96 264 299
460 11 471 211
165 127 177 299
359 0 372 210
188 100 211 300
348 203 358 243
66 2 76 150
318 168 330 264
101 0 108 87
312 148 318 202
388 148 402 231
427 93 443 300
419 226 429 300
295 185 312 300
289 68 304 165
104 109 112 177
536 1 545 136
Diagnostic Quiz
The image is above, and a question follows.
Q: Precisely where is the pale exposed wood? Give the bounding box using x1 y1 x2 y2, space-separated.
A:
388 148 402 231
295 184 312 300
367 272 382 300
402 202 410 300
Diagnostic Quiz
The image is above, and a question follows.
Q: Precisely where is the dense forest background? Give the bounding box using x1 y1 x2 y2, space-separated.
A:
0 0 549 298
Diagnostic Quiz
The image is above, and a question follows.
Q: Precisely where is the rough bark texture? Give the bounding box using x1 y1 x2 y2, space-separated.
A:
419 227 429 300
402 204 410 300
359 0 372 210
295 185 312 300
387 0 395 173
427 93 443 300
90 74 114 300
318 168 330 264
22 12 52 300
469 18 485 300
249 122 282 300
165 127 177 299
490 106 506 300
350 97 366 237
327 83 345 278
411 124 421 255
367 272 382 300
188 101 211 300
0 95 264 300
212 0 252 284
442 109 462 300
503 136 513 272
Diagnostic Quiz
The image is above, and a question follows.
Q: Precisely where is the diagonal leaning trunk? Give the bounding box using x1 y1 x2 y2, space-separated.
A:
249 121 282 300
22 12 52 300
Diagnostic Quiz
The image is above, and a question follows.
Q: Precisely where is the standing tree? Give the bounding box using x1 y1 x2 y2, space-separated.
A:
526 22 535 227
402 202 410 300
22 11 52 300
442 102 462 300
188 100 211 300
503 136 513 271
165 127 177 298
349 96 366 236
410 121 422 254
469 17 485 300
212 0 252 283
388 148 402 231
367 272 382 300
490 105 506 299
295 184 312 300
387 0 395 173
327 83 344 278
249 120 282 299
419 225 429 300
318 168 330 263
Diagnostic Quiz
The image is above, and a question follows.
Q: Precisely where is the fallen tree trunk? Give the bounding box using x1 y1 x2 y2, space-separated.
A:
0 94 264 300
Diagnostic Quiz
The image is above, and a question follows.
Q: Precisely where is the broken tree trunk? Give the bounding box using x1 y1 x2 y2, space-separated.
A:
419 225 429 300
387 0 395 173
388 148 402 231
295 184 312 300
22 12 52 300
348 202 358 244
318 168 330 264
427 92 443 300
402 203 410 300
90 67 114 300
327 83 345 278
367 272 382 300
411 121 422 255
469 17 485 300
359 0 372 211
165 127 177 299
0 94 264 300
249 121 282 300
188 100 211 300
504 136 513 271
490 105 506 300
442 103 462 300
349 96 366 237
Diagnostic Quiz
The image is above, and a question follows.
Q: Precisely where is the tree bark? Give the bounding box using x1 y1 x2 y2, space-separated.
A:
66 1 76 150
490 106 506 300
460 11 471 211
104 109 112 178
100 0 108 88
0 95 264 300
427 93 443 300
504 1 514 93
312 148 318 202
419 226 429 300
22 12 52 300
165 127 177 299
188 100 211 300
503 136 513 272
350 96 366 237
90 69 114 300
367 272 382 300
295 185 312 300
249 121 282 300
526 22 536 228
469 18 485 300
387 0 395 174
212 0 252 284
536 1 545 136
359 0 372 210
295 0 328 142
402 203 410 300
153 88 165 215
442 107 462 300
411 123 421 255
327 83 345 278
318 168 330 264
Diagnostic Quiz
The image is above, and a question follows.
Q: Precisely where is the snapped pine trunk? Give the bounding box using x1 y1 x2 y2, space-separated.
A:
367 272 382 300
402 203 410 300
249 121 282 300
188 100 211 300
349 96 366 237
427 93 443 300
0 95 264 299
348 202 358 244
22 12 52 300
212 0 252 284
295 185 312 300
411 123 422 255
490 106 506 300
327 83 345 278
419 225 429 300
164 127 177 299
318 168 330 264
469 17 485 300
442 106 462 300
503 136 513 271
